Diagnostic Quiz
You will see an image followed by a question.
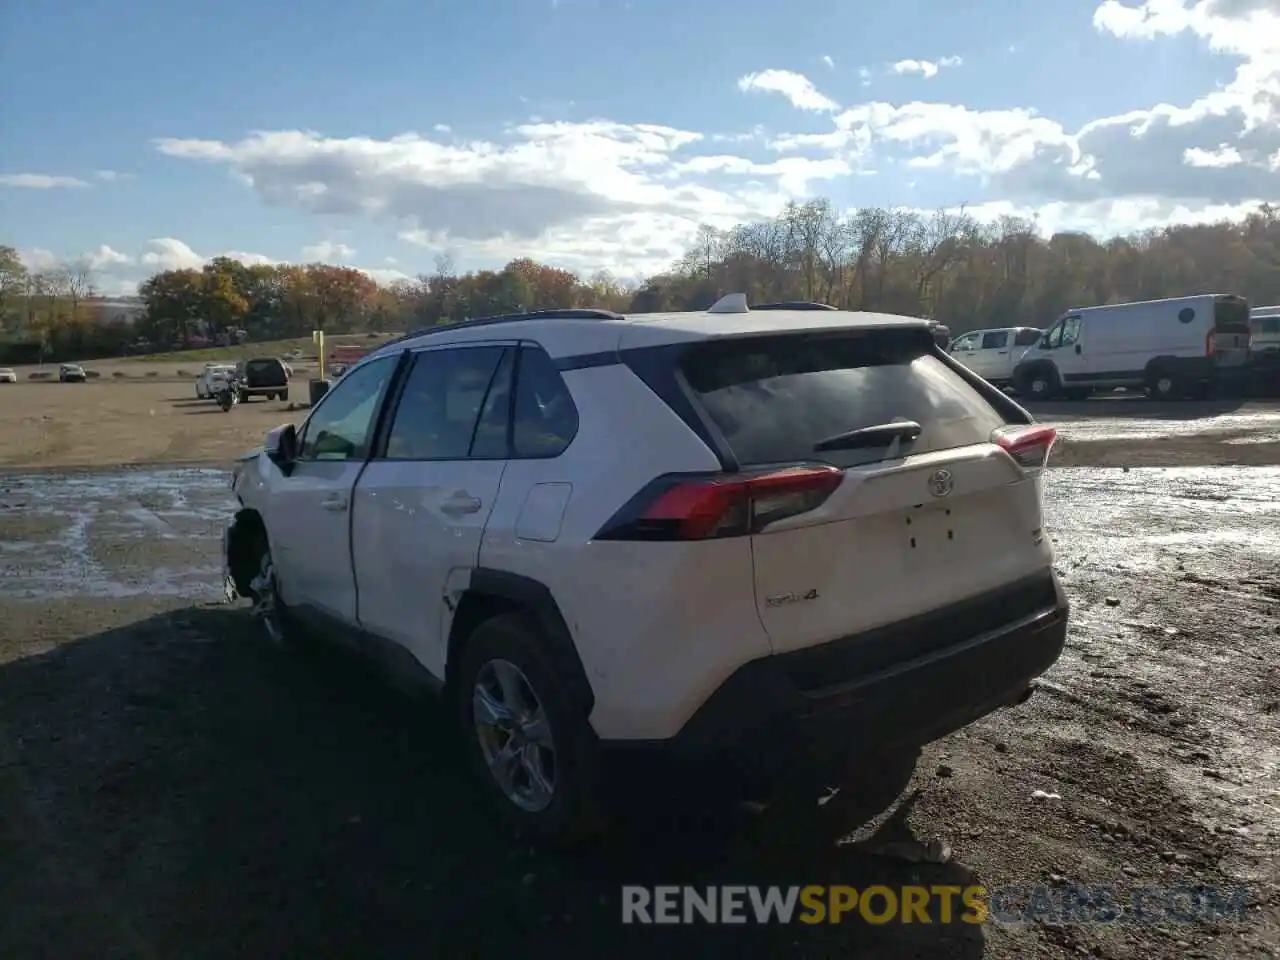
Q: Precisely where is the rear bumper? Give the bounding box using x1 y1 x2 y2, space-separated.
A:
602 571 1068 790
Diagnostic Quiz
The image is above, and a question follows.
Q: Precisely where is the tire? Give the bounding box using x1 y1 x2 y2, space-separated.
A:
454 612 605 846
280 389 289 402
237 389 250 404
1147 372 1179 400
1021 368 1057 400
246 534 299 649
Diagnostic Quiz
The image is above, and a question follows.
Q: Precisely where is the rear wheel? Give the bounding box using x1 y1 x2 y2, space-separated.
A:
1147 373 1179 400
454 613 605 846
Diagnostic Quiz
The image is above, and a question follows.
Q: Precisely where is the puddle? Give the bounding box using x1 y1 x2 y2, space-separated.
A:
0 467 234 601
1050 411 1280 442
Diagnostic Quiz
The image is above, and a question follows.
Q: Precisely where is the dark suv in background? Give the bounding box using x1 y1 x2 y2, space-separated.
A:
235 358 290 402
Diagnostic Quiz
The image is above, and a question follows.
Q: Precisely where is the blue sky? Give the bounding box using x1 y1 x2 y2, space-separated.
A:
2 0 1276 294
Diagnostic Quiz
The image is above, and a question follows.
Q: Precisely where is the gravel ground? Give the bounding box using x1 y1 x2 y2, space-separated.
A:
1 404 1279 959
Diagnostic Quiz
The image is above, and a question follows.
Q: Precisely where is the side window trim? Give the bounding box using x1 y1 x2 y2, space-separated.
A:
296 352 407 463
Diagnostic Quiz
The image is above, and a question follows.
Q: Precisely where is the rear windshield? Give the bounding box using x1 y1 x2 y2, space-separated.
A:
246 359 281 372
1214 296 1250 331
681 329 1007 468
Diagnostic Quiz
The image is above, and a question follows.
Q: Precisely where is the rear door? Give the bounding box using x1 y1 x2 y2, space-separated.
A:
679 328 1053 653
976 329 1011 378
351 343 513 679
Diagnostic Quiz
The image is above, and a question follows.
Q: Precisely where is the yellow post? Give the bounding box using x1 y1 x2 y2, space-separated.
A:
313 329 325 380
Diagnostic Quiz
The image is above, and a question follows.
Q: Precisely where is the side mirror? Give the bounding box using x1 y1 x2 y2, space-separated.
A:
265 423 299 472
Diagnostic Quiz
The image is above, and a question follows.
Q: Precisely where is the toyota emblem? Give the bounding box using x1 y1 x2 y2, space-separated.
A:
928 469 954 498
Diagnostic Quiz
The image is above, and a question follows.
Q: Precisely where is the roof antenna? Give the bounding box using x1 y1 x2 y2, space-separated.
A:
708 293 749 314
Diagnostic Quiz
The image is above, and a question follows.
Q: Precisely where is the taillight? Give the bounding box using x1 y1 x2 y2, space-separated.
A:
1206 331 1217 356
595 465 844 541
992 425 1057 470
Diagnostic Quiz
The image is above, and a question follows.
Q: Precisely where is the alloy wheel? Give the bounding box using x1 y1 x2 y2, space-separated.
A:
472 659 557 812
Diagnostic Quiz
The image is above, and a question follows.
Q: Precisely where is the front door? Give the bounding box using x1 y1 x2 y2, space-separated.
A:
268 353 401 626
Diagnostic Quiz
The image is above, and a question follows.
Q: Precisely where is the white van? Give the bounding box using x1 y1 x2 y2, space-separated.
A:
947 327 1043 387
1011 294 1252 400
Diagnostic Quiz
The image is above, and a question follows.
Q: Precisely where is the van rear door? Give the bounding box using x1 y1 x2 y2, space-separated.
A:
1212 295 1252 367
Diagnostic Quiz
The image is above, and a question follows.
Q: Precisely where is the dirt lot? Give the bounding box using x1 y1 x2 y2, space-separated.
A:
1 389 1278 959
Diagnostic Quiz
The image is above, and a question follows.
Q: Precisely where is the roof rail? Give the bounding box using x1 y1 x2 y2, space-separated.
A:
373 307 622 352
751 301 838 311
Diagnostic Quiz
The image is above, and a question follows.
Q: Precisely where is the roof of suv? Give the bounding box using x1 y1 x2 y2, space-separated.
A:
368 296 933 362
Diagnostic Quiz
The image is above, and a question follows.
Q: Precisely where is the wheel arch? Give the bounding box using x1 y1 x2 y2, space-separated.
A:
226 507 267 596
445 568 595 715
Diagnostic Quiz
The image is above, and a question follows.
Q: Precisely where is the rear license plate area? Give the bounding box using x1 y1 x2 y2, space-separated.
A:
903 503 961 565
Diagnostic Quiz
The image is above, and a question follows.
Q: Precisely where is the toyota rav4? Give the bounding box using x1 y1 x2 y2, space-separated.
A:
222 295 1069 843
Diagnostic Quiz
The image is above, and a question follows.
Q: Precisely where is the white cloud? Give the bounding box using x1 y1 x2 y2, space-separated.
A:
84 245 133 270
18 248 61 272
1184 144 1244 167
736 69 839 112
360 267 413 285
821 55 835 68
301 241 357 261
858 66 872 87
138 238 206 271
754 0 1280 234
433 124 452 134
154 120 805 274
94 170 134 182
890 56 963 79
0 173 90 189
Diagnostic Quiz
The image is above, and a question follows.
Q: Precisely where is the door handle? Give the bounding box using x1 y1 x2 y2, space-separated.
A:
320 493 348 512
441 495 482 516
997 350 1008 354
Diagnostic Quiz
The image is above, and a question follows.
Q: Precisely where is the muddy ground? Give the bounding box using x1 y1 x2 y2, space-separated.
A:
1 398 1278 959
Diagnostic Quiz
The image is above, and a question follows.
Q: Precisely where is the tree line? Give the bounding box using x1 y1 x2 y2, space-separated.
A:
3 199 1278 362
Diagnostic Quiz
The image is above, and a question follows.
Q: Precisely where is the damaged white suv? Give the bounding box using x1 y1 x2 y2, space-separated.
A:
223 295 1068 843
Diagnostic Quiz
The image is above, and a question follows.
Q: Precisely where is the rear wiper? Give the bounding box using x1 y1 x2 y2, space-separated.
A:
813 420 922 452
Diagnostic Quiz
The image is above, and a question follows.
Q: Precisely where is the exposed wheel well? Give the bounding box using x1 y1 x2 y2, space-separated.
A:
444 570 596 714
446 591 527 691
227 508 266 596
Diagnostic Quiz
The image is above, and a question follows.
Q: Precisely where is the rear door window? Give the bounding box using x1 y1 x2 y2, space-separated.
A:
681 329 1008 469
981 331 1009 349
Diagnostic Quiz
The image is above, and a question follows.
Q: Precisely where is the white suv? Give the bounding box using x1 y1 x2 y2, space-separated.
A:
222 296 1069 843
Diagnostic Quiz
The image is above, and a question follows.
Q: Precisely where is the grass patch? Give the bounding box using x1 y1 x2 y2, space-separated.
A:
145 371 159 378
85 370 102 379
28 372 52 381
112 371 130 379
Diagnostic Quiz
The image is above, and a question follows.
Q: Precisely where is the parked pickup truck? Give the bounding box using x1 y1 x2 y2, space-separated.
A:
948 327 1043 389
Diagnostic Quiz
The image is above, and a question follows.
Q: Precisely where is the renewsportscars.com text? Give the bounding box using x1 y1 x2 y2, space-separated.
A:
621 884 1252 925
